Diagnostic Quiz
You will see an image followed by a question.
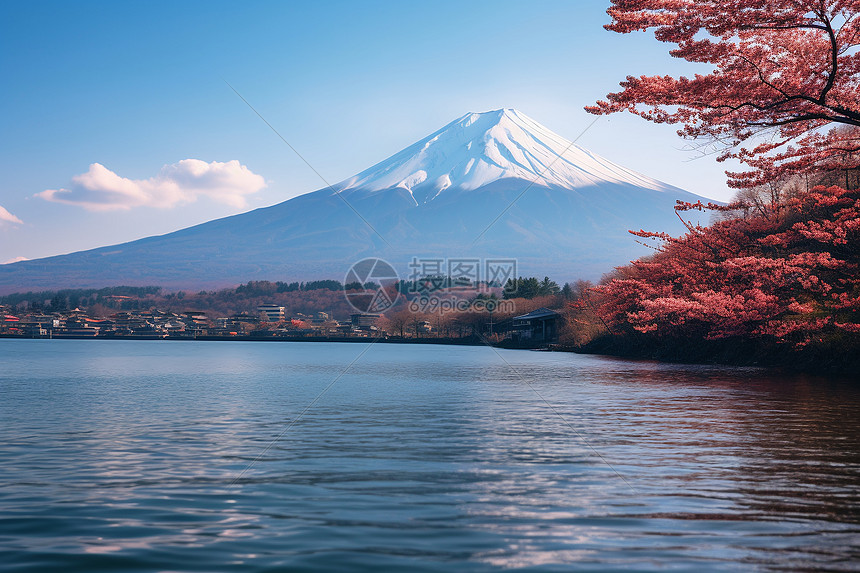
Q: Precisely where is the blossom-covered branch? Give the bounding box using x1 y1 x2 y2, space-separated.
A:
587 0 860 187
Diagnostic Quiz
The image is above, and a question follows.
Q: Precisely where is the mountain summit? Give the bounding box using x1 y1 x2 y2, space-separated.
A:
337 108 673 203
0 109 712 293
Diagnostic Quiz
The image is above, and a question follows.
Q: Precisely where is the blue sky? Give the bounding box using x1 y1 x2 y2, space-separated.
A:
0 0 736 265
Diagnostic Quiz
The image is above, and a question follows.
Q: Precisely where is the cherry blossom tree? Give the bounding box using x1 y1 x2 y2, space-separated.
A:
587 0 860 188
594 186 860 346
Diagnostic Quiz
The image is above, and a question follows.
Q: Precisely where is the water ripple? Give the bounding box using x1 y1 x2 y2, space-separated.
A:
1 340 858 571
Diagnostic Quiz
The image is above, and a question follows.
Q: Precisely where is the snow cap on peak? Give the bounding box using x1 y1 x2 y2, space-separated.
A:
457 108 525 127
335 108 672 203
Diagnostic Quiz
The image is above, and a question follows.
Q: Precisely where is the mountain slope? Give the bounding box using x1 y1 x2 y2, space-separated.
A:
0 109 711 294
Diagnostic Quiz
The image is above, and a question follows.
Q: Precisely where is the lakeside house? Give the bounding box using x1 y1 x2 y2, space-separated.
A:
510 308 561 345
351 313 381 330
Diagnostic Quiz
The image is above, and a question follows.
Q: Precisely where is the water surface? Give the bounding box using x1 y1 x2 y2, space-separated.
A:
1 340 858 571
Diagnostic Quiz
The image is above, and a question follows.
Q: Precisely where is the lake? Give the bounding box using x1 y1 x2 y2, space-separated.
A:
1 339 858 571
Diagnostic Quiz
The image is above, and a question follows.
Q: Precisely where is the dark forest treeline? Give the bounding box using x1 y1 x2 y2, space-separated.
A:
0 286 162 312
1 281 366 317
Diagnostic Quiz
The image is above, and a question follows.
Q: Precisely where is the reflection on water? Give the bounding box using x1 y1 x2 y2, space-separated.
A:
0 339 858 571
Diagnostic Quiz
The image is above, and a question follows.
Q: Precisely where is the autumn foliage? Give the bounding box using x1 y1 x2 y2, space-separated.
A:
587 0 860 188
571 1 860 369
589 186 860 357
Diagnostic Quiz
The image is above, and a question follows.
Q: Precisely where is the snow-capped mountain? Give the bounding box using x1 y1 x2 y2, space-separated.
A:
338 109 674 201
0 109 711 293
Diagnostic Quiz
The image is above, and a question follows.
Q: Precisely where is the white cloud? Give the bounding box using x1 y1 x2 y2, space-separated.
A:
2 256 29 265
0 205 23 225
37 159 267 211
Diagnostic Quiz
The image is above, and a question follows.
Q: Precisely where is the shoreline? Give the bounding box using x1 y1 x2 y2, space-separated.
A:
5 333 857 378
0 333 550 349
564 336 860 378
0 333 486 346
